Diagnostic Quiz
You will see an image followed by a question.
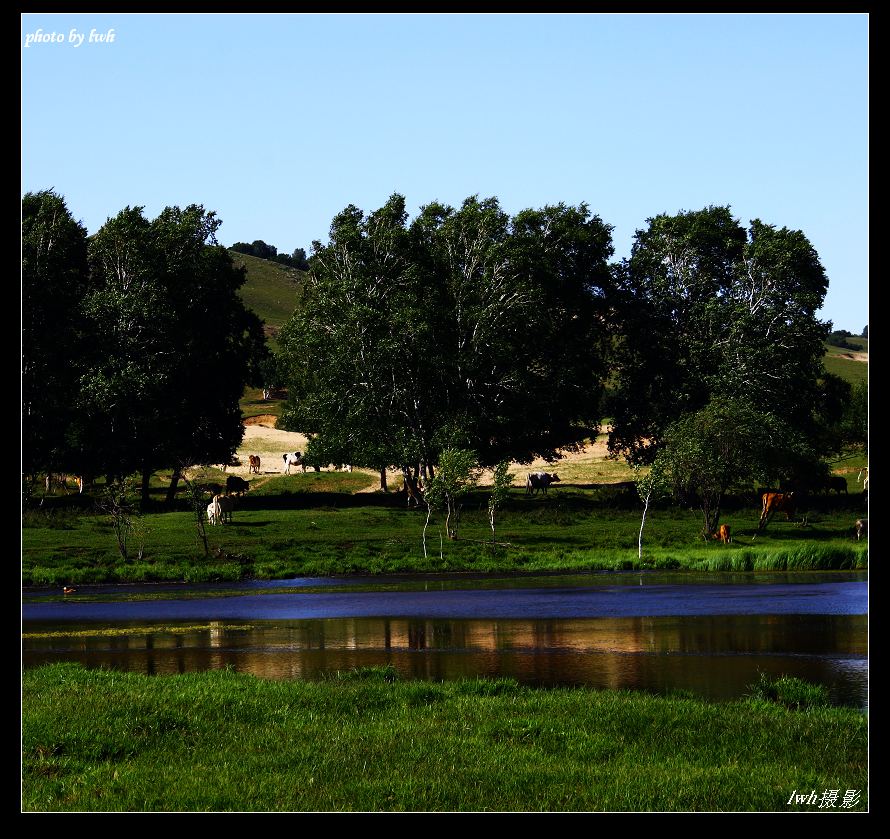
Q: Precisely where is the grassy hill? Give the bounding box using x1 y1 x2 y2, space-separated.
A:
229 250 305 344
823 337 868 386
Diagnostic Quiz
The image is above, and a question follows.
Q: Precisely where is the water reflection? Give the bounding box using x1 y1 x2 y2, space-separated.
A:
23 614 868 708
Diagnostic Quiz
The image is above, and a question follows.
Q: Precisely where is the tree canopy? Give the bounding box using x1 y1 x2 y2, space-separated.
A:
608 206 830 464
22 190 90 477
277 194 615 475
22 192 268 504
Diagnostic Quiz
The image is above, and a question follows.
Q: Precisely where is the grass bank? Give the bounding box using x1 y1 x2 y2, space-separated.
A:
22 481 868 585
22 664 867 812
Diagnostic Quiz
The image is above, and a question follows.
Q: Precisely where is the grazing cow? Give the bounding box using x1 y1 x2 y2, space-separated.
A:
826 475 848 494
855 518 868 541
212 493 235 524
526 472 561 496
226 475 250 496
200 482 224 497
759 491 796 530
712 524 732 544
283 452 305 474
248 455 261 474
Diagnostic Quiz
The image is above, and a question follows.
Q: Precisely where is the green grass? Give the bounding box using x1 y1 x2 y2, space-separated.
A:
22 482 869 585
22 664 867 812
822 338 868 386
229 250 304 344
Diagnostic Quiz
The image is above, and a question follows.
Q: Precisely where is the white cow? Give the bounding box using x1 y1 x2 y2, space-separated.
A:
207 494 234 525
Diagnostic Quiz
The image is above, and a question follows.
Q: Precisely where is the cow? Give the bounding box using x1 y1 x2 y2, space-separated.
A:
248 455 261 474
759 491 796 530
207 499 221 525
526 472 561 496
855 518 867 541
225 475 250 496
212 493 235 524
712 524 732 544
283 452 306 474
827 476 848 495
200 482 224 497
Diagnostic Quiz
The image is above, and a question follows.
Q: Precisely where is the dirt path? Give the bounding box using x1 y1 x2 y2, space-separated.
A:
223 416 634 489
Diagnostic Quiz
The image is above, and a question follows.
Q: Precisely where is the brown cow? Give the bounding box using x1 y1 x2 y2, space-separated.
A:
759 491 796 530
248 454 261 474
715 524 732 544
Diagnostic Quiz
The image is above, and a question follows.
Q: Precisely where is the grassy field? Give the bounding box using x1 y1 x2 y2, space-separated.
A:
22 471 868 586
22 664 867 812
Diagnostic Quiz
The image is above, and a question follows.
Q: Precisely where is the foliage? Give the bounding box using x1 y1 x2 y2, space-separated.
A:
826 330 858 350
277 194 614 474
93 478 147 561
422 448 481 541
22 190 90 477
67 203 267 504
487 460 514 552
839 381 868 454
650 399 798 536
231 240 309 270
608 206 830 464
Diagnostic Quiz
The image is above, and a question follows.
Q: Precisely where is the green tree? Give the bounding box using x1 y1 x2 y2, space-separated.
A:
79 204 266 505
650 399 796 538
840 381 868 454
422 448 481 544
22 190 90 481
278 194 615 477
609 207 829 464
487 460 514 553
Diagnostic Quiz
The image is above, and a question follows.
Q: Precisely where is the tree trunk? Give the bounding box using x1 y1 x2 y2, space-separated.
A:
140 467 152 509
165 468 182 505
380 468 388 493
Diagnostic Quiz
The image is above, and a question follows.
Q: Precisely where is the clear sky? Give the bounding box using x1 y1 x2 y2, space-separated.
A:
22 12 868 333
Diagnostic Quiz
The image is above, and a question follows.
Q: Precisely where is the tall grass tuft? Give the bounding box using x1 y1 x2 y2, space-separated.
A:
746 672 830 710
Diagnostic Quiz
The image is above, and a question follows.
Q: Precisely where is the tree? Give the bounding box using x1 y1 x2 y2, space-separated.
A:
608 207 829 464
78 204 266 505
650 398 797 538
22 190 90 480
839 381 868 454
422 448 481 544
278 194 615 477
633 462 667 560
862 325 868 339
487 460 514 553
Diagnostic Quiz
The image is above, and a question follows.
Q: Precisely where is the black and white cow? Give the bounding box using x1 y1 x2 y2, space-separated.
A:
283 452 305 474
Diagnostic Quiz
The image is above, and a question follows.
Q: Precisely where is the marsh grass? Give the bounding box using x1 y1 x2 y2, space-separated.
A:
22 664 867 812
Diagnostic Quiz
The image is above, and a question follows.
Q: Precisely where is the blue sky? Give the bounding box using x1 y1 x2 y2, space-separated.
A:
22 13 868 333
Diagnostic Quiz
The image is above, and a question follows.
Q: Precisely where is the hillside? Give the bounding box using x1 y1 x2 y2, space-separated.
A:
229 250 305 343
823 336 868 386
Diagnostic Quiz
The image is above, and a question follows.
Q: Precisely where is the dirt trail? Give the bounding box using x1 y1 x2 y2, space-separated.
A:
221 416 633 489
